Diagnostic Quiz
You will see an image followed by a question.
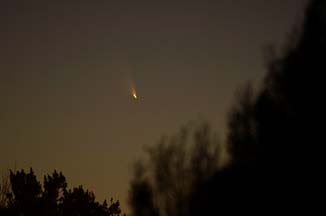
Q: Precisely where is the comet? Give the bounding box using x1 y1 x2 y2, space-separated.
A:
132 92 137 99
131 88 138 99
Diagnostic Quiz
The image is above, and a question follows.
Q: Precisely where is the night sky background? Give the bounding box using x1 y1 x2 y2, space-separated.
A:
1 0 307 210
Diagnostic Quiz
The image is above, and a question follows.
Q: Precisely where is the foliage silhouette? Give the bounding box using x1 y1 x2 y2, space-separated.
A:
0 171 11 208
0 168 123 216
0 171 11 214
190 0 326 214
128 122 222 216
128 161 159 216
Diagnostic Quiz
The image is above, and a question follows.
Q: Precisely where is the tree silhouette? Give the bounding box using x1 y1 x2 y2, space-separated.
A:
226 84 258 165
0 171 11 215
0 168 123 216
128 122 222 216
42 170 67 216
128 161 158 216
9 168 42 215
190 0 326 214
61 186 120 216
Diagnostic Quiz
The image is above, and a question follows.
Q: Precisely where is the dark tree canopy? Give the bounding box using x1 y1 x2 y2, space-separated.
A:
190 0 326 214
128 162 159 216
128 122 222 216
0 168 123 216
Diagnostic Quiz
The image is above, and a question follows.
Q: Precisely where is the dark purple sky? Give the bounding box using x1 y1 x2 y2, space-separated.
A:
1 0 307 210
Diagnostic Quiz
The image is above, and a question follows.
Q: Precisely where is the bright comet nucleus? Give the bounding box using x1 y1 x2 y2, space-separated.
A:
131 88 138 99
133 92 137 99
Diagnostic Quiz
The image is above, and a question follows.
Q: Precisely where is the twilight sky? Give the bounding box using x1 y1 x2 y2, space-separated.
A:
1 0 307 210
